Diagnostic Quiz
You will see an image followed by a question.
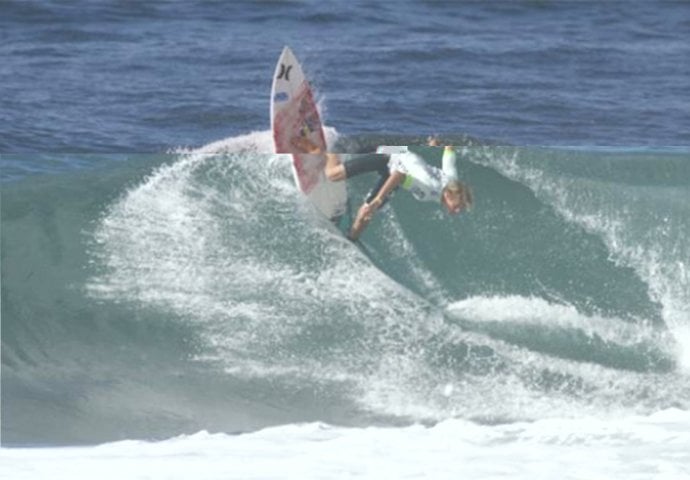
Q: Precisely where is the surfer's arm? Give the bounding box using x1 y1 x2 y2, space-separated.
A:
348 171 405 240
368 171 405 210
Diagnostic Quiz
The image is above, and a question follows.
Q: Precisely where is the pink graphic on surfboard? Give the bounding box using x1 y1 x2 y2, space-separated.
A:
271 46 347 220
273 82 325 193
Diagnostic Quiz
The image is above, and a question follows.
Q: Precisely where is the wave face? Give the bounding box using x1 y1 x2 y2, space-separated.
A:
2 133 689 445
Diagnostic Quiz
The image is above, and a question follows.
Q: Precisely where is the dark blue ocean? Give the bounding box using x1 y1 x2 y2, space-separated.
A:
2 1 690 478
2 0 690 161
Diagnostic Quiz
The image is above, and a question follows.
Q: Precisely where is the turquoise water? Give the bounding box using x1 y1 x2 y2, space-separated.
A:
3 136 689 446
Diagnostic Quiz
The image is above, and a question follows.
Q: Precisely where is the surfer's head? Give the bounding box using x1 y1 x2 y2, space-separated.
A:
442 180 472 215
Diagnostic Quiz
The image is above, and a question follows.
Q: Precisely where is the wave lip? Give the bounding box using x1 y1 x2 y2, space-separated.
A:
447 295 674 372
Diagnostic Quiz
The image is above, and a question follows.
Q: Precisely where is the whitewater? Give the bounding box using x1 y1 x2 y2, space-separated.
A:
3 129 689 478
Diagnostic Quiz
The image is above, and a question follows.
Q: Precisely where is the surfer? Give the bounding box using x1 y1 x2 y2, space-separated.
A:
292 136 472 240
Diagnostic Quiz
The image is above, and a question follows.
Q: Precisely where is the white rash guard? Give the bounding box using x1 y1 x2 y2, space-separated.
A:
376 146 453 203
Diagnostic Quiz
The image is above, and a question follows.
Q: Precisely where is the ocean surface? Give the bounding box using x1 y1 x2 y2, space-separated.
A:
2 1 690 478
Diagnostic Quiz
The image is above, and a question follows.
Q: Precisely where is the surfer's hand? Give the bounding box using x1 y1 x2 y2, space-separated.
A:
356 204 371 222
350 198 382 240
352 203 374 234
361 199 381 219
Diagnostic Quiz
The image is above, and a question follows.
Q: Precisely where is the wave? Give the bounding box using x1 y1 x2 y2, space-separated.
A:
2 132 689 445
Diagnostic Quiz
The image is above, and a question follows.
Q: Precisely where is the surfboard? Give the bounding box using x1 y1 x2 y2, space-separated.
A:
271 46 347 220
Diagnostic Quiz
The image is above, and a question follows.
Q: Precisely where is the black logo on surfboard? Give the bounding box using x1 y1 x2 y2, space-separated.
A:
277 63 292 81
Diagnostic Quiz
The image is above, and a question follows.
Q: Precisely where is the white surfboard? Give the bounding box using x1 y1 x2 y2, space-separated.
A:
271 46 347 220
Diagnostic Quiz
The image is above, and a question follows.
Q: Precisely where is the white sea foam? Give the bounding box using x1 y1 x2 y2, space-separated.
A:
86 129 437 406
2 411 689 480
447 295 665 347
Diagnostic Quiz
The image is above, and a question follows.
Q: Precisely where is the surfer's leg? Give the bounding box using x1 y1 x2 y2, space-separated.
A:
325 153 346 182
327 153 389 182
343 154 389 179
